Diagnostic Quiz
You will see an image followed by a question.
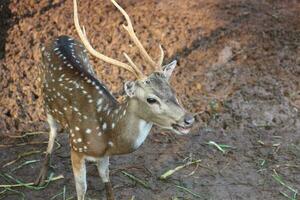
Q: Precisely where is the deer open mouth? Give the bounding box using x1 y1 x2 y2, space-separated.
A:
171 124 191 135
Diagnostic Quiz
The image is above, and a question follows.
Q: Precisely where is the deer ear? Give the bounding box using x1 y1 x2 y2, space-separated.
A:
124 81 136 97
162 60 177 81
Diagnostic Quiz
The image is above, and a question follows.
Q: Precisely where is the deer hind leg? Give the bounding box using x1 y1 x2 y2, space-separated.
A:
35 113 58 186
71 150 87 200
96 156 115 200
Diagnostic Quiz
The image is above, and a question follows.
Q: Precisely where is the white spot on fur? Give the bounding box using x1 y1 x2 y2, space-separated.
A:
97 98 103 105
102 123 107 130
108 141 114 147
85 129 91 134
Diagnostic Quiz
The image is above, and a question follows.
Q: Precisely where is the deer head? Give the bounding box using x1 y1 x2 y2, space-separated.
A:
124 61 194 135
73 0 195 135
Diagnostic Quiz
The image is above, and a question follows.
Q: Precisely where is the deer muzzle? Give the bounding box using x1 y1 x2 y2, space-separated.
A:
171 113 195 135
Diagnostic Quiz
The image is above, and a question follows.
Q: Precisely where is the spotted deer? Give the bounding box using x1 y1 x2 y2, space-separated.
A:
35 0 195 199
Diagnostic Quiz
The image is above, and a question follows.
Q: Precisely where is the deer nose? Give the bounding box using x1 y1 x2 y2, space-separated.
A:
184 114 195 126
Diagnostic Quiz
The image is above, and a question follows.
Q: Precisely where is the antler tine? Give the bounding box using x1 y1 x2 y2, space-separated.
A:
123 53 138 72
157 44 164 68
73 0 144 78
111 0 164 69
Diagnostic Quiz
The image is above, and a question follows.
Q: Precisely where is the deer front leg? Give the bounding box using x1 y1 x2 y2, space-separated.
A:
35 114 57 186
97 156 115 200
71 150 87 200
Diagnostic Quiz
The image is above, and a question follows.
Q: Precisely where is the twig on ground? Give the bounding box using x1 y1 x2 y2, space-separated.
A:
207 141 234 154
0 188 25 200
2 151 41 168
50 185 66 200
54 140 62 150
175 185 203 199
272 169 298 200
7 132 47 138
121 171 149 189
160 159 201 180
10 159 40 172
0 173 64 190
0 141 48 148
130 196 135 200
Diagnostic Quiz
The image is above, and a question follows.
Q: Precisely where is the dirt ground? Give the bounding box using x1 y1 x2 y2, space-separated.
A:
0 0 300 199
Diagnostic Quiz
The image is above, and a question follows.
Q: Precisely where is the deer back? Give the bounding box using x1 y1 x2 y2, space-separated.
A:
41 35 119 156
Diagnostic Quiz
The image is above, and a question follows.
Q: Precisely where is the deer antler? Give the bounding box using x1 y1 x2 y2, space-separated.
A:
157 44 164 67
73 0 145 79
111 0 164 69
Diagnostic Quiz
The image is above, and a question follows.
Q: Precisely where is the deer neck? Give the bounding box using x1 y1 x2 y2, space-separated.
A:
106 97 153 155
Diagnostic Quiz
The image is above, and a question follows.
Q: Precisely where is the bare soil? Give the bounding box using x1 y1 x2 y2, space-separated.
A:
0 0 300 199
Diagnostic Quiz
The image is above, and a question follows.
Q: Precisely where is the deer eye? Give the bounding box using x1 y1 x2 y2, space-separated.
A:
144 80 150 84
146 98 157 104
